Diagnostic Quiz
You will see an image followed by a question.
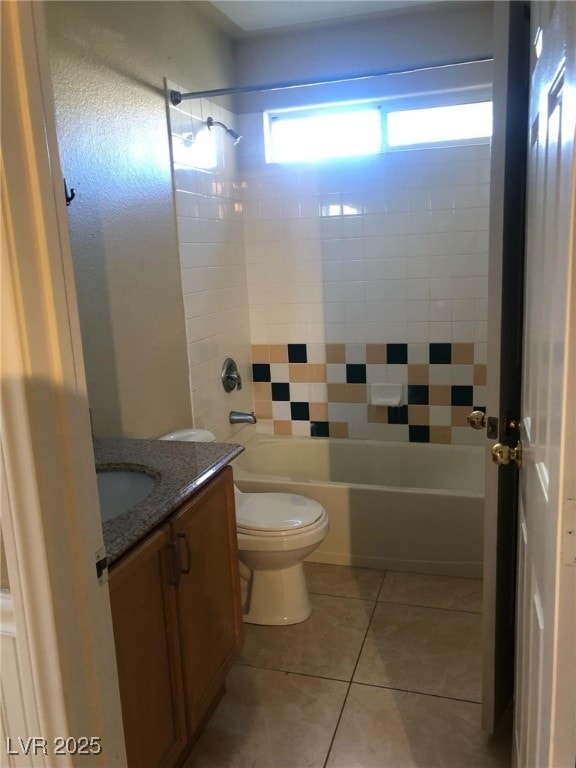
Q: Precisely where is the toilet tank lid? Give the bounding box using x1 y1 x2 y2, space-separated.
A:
159 428 216 442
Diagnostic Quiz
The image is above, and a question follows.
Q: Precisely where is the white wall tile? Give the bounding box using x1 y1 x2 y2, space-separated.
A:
406 322 430 342
452 321 476 342
176 110 493 441
430 406 451 425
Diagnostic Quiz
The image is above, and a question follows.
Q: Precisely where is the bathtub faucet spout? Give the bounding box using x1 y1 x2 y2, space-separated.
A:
229 410 257 424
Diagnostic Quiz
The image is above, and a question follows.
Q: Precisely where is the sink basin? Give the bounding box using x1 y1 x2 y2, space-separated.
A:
97 469 156 522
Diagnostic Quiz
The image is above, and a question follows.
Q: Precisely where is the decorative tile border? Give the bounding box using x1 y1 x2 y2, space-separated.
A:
251 343 486 443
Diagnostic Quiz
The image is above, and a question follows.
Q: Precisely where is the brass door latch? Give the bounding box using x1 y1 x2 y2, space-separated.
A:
491 441 523 469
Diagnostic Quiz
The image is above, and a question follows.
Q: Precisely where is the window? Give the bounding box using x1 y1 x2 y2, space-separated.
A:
387 101 493 147
265 107 382 164
264 99 492 164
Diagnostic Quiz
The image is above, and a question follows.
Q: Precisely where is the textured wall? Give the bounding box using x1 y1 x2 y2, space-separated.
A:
45 2 235 438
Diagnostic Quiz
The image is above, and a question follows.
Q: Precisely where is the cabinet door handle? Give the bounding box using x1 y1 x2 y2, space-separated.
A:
177 532 192 575
167 541 180 586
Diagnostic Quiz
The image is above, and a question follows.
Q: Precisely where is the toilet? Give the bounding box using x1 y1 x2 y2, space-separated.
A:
159 429 329 625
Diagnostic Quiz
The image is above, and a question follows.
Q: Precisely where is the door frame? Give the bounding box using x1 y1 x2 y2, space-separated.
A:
483 0 530 734
1 3 126 765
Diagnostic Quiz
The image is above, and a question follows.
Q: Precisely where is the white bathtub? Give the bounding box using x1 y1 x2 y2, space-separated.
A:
233 435 484 578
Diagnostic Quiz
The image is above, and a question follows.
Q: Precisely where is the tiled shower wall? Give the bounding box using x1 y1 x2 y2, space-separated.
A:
167 86 255 440
239 111 490 444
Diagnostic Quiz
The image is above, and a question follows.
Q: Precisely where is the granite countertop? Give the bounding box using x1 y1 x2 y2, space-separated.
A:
94 437 244 565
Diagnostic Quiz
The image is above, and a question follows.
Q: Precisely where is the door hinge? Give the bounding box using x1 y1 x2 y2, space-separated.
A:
95 547 108 584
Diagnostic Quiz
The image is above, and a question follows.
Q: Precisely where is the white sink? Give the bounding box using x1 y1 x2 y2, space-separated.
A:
97 469 156 522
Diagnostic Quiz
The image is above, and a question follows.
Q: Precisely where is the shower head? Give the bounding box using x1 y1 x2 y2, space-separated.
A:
206 116 242 145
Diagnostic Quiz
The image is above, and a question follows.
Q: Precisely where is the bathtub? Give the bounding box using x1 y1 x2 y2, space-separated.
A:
232 435 484 578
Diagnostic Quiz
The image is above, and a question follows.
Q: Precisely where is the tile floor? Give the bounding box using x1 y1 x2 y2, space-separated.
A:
184 565 511 768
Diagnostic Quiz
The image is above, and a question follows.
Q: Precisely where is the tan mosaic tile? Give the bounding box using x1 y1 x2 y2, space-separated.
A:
408 364 429 385
367 404 388 424
366 344 387 364
289 363 308 382
255 400 273 419
408 405 429 425
326 344 346 364
327 383 347 402
253 382 271 401
474 364 487 385
269 344 288 363
429 385 451 405
329 422 349 438
430 426 452 444
251 344 270 363
310 402 329 420
451 406 471 427
308 364 327 383
348 384 367 403
274 420 293 435
452 343 474 364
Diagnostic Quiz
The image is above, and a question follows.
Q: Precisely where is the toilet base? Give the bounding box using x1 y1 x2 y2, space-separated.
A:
243 562 311 625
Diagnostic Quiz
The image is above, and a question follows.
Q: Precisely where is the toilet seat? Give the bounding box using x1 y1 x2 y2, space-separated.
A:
235 491 325 537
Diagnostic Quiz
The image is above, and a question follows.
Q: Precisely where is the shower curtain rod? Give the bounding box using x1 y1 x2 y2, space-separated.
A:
169 55 493 106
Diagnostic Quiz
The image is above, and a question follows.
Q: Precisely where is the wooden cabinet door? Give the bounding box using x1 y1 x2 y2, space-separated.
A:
171 467 243 733
109 527 187 768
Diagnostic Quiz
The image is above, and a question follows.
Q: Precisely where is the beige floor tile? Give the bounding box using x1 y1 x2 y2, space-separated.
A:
354 603 482 702
326 684 511 768
304 562 385 600
379 571 483 613
238 593 374 681
184 665 348 768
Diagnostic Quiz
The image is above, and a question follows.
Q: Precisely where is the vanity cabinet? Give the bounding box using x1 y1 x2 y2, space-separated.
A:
108 467 242 768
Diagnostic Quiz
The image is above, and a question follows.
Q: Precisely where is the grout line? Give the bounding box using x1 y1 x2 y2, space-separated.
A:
234 659 351 685
322 590 382 768
308 589 384 602
376 599 482 615
351 679 482 706
375 569 390 601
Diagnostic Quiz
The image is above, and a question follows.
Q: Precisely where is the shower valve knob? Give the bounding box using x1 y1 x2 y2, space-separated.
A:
221 357 242 392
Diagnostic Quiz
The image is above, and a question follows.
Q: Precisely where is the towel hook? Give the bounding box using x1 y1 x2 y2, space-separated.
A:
63 178 75 206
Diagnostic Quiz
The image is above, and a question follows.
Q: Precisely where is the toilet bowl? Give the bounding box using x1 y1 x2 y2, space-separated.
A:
235 488 329 625
159 429 329 625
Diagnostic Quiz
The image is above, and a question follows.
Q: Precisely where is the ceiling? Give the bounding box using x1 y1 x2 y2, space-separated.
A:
202 1 440 36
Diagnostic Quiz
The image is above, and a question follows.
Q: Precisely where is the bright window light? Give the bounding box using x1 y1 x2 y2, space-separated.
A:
387 101 493 147
176 128 217 170
266 108 382 164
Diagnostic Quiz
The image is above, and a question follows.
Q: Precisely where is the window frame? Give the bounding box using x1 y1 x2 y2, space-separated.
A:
263 91 493 165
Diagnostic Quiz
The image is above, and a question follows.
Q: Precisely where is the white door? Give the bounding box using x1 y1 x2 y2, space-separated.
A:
514 2 576 766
